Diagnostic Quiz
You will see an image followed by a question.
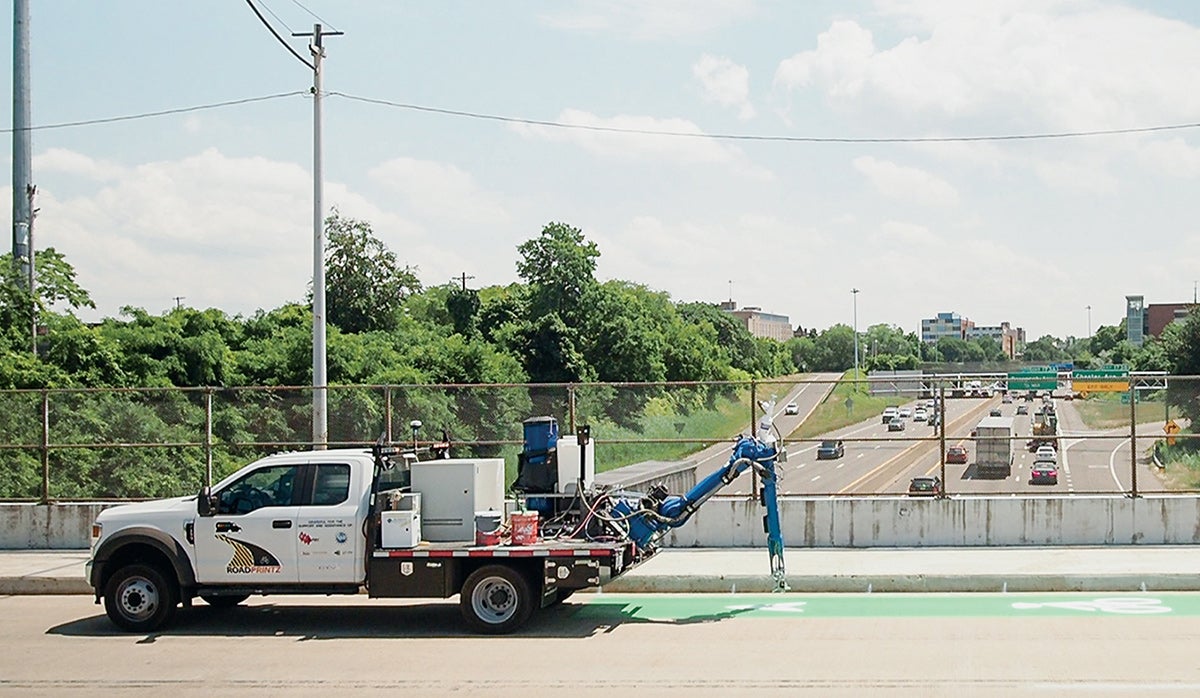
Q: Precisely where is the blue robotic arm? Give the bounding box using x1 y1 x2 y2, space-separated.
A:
611 400 789 592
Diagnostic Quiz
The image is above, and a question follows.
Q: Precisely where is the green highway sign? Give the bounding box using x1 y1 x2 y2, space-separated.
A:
1008 370 1057 391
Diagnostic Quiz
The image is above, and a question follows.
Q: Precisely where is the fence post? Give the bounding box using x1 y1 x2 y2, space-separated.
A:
750 379 758 495
1129 382 1138 498
384 385 393 443
939 386 947 498
568 384 577 434
40 388 49 504
204 387 214 488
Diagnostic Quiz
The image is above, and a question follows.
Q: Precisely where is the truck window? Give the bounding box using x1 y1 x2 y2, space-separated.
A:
217 464 301 515
311 464 351 506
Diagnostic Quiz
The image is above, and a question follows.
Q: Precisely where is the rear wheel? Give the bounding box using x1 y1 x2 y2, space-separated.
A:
460 565 535 634
104 563 178 633
201 593 251 608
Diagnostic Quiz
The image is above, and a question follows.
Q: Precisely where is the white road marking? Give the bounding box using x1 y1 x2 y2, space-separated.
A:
1108 437 1132 490
810 475 821 482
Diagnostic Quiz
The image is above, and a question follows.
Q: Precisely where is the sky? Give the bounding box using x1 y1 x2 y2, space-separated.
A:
4 0 1200 341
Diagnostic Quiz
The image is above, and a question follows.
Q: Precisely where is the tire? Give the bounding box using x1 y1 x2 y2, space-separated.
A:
104 563 178 633
200 593 251 608
460 564 535 634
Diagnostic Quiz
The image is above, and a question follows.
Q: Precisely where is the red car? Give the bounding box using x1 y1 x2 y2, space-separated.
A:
946 446 968 464
1030 462 1059 485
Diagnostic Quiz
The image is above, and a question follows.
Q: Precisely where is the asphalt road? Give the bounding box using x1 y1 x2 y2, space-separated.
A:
6 593 1199 696
773 394 1169 496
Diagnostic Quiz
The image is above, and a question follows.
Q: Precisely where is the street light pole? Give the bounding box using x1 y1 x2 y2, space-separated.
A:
1086 305 1092 339
852 288 860 390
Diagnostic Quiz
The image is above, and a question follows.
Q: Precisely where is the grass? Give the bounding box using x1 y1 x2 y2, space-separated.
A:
1072 394 1168 430
1155 437 1200 490
787 370 907 440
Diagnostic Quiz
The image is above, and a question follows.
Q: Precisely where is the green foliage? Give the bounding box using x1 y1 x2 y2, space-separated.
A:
516 221 599 324
323 210 421 334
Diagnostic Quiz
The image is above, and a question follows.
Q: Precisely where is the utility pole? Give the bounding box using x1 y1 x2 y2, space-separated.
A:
293 23 342 449
173 296 186 311
852 288 860 389
12 0 32 286
27 185 35 356
453 272 475 291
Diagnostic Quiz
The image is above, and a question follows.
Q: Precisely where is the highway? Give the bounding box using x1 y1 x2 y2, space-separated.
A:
772 393 1169 496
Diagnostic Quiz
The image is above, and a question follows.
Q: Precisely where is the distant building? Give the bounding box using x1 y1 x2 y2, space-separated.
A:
1147 302 1194 338
921 311 1023 359
723 303 793 341
1126 295 1145 346
920 312 974 343
967 322 1023 360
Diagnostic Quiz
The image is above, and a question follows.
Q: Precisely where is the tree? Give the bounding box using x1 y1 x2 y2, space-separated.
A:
812 324 855 372
1164 308 1200 421
1021 335 1067 362
323 211 421 334
516 222 599 325
936 336 969 363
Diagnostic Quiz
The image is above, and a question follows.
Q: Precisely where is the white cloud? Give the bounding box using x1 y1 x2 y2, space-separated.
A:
774 3 1200 128
510 109 773 180
35 148 123 182
872 220 939 247
539 0 757 40
368 157 511 226
692 54 756 120
853 156 959 206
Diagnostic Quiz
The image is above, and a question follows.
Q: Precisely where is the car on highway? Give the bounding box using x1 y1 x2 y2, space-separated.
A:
1030 462 1059 484
784 402 799 416
1016 404 1029 415
945 445 968 464
899 407 912 418
913 407 927 421
908 476 943 497
1035 445 1057 463
989 408 1003 417
816 440 845 460
887 416 906 431
881 407 899 424
1002 394 1013 404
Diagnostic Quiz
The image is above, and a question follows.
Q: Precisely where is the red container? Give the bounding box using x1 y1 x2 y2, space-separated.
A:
475 511 502 546
509 511 539 546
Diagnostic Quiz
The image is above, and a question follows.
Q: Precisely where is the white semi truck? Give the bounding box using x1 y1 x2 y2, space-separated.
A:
974 415 1014 478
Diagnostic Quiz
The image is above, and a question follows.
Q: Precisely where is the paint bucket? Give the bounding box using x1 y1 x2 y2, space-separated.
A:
475 511 502 546
509 511 539 546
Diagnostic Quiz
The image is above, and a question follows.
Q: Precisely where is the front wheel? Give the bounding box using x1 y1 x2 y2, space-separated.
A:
104 563 178 633
460 565 535 634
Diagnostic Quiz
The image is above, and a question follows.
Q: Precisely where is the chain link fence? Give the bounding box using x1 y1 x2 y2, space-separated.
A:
0 375 1196 501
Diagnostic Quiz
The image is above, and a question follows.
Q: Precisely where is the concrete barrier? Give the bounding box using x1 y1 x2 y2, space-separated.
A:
8 495 1200 549
666 495 1200 547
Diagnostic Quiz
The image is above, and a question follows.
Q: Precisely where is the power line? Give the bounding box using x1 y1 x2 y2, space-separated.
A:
255 0 293 34
327 90 1200 144
244 0 313 69
288 0 337 32
0 91 307 133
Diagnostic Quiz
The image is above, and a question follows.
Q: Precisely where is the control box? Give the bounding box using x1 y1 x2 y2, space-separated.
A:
410 458 505 542
381 510 421 548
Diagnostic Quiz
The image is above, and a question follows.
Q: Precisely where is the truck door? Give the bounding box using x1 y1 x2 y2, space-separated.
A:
193 463 302 584
295 462 362 584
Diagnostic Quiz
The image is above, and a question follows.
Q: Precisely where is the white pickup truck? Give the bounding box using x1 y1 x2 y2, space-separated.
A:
87 445 643 634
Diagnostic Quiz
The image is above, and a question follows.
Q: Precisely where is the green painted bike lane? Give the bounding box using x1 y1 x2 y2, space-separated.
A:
575 593 1200 622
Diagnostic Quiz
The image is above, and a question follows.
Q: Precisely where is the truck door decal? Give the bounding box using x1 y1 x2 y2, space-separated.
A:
217 533 282 574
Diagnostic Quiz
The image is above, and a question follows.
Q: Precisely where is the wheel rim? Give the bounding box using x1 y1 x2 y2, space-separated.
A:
117 576 159 622
471 576 518 625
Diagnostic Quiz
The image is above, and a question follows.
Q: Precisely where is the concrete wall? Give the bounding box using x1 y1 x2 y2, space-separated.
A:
0 503 112 549
8 496 1200 549
665 495 1200 548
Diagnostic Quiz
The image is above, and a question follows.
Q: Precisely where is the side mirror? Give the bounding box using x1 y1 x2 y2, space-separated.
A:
197 486 216 517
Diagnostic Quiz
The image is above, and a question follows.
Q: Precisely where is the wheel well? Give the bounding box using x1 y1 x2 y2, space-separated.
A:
457 559 540 595
101 543 180 594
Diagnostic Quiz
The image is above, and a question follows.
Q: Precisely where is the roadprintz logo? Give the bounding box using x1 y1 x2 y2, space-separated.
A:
216 534 282 574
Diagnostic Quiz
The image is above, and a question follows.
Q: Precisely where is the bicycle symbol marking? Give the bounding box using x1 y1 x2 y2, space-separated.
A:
1011 597 1172 615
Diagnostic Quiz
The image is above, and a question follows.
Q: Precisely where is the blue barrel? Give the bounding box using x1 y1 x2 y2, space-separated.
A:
522 416 558 455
